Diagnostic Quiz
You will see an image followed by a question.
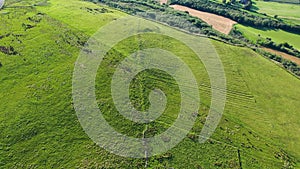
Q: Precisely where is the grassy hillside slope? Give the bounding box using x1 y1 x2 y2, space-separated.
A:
0 0 299 168
213 41 300 168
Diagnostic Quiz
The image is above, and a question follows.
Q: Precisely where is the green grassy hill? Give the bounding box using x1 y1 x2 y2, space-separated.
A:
0 0 299 168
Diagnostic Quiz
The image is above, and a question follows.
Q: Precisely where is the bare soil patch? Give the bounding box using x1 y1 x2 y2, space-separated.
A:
263 48 300 65
159 0 168 5
170 5 236 34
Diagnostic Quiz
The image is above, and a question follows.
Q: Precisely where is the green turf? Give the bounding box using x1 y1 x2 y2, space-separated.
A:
253 0 300 18
253 0 300 25
235 24 300 50
35 0 126 36
0 0 300 168
212 40 300 168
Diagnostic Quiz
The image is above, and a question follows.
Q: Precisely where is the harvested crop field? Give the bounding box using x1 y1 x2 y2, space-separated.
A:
170 5 236 34
263 48 300 65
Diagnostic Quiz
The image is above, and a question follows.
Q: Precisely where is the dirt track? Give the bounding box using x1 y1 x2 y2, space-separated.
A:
170 5 236 34
263 48 300 65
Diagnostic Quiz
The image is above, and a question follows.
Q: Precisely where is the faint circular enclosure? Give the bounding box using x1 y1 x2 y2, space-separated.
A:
72 15 226 158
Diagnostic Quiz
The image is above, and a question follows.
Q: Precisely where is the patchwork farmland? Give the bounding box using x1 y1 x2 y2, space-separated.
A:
171 5 236 34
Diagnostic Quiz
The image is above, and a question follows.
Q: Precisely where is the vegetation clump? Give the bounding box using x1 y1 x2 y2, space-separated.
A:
0 46 18 55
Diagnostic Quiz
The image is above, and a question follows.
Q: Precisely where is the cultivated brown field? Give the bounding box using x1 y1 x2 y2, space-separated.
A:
263 48 300 65
170 5 236 34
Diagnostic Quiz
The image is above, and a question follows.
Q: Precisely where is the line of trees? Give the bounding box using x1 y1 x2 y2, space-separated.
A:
257 39 300 58
230 28 300 59
169 0 300 34
256 49 300 76
92 0 300 77
94 0 243 43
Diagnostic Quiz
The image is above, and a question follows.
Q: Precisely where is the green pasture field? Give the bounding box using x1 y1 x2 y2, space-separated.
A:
253 0 300 25
0 0 299 168
235 24 300 50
